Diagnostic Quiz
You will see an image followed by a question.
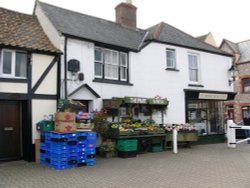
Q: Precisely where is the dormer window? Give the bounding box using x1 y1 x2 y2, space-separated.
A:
0 49 27 78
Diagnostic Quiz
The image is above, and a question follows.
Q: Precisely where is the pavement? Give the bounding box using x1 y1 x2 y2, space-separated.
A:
1 143 250 188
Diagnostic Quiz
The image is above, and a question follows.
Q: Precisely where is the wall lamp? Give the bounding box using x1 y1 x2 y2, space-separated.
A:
228 64 237 86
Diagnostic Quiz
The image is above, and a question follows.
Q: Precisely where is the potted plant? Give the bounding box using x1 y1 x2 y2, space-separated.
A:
99 139 116 158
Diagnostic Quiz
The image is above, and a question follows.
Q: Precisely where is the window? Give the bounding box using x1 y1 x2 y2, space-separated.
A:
242 78 250 93
120 52 128 81
188 53 199 82
94 47 128 81
242 106 250 119
166 49 176 69
0 49 27 78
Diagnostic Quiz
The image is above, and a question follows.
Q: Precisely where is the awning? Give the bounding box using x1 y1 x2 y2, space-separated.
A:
103 96 169 109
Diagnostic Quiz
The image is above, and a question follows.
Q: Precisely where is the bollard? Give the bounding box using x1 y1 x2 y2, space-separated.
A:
173 126 178 154
227 120 236 148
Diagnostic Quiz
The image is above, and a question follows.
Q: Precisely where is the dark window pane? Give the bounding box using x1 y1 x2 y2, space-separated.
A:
15 52 27 77
3 51 12 74
95 62 102 76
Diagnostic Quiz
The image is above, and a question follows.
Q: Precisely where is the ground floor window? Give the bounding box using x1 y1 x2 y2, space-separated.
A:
187 100 224 135
242 106 250 119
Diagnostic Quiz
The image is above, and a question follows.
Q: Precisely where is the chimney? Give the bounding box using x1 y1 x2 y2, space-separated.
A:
115 1 137 28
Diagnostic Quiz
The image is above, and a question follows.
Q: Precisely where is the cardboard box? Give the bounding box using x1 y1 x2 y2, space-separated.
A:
55 112 76 122
55 121 76 133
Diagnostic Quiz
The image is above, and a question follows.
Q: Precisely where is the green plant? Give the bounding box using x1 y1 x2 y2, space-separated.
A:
93 109 109 135
99 142 116 153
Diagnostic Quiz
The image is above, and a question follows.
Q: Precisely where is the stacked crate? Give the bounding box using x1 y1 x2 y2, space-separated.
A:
150 137 163 152
40 131 96 170
117 139 138 158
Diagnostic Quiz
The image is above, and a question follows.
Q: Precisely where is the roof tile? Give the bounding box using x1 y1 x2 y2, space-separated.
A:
0 7 60 53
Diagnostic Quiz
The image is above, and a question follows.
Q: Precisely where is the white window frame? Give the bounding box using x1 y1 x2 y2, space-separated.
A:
166 48 176 69
94 47 128 82
120 52 128 81
188 53 200 83
94 48 103 78
103 49 119 80
0 49 27 79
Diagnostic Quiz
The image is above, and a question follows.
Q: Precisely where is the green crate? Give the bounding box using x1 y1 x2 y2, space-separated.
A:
150 145 163 152
37 121 54 131
117 139 138 152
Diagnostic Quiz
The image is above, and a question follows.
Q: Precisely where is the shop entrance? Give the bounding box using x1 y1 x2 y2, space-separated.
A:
0 101 22 160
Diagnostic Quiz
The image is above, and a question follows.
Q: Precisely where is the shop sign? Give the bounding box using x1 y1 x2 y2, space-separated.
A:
148 98 168 105
124 97 148 104
198 93 228 100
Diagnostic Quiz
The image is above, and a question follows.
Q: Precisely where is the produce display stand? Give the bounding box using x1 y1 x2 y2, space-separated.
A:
165 131 198 148
103 96 169 155
117 133 167 153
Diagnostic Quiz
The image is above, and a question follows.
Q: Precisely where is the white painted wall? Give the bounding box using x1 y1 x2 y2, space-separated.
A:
32 54 57 95
0 82 27 93
32 99 57 143
63 39 233 124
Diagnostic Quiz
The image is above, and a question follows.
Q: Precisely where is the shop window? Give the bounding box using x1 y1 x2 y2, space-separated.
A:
0 49 27 78
242 78 250 93
94 47 128 82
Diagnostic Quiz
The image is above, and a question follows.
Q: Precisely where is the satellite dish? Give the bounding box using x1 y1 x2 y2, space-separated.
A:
68 59 80 72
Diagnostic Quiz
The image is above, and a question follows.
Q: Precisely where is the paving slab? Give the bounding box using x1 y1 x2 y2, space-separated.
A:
0 143 250 188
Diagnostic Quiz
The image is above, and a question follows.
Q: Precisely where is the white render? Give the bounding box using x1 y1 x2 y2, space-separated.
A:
0 82 27 93
32 54 57 95
63 38 233 124
32 99 57 143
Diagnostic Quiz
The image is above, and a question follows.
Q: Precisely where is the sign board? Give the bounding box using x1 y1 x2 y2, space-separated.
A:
148 98 169 105
124 97 148 104
198 93 228 100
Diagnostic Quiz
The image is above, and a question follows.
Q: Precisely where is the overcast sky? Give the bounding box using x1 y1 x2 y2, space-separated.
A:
1 0 250 45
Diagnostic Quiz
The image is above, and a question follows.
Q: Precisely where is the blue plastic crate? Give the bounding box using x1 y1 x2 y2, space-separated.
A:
50 147 79 155
86 160 96 166
86 148 96 155
77 132 88 137
50 132 77 139
86 154 95 159
78 155 86 160
78 158 86 164
87 140 96 148
50 164 68 170
77 140 87 145
50 155 78 162
87 132 96 140
50 152 76 158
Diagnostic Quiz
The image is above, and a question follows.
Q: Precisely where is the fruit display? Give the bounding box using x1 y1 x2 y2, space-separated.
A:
164 124 197 132
109 119 165 137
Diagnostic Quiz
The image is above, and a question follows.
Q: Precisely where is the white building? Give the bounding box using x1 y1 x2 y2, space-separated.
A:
35 1 235 138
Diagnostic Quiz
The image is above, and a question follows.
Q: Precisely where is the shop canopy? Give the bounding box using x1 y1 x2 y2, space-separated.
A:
103 96 169 109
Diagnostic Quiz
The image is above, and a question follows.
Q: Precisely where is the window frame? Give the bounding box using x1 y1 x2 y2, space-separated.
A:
166 48 176 69
188 53 200 83
242 78 250 93
94 47 128 82
0 49 27 79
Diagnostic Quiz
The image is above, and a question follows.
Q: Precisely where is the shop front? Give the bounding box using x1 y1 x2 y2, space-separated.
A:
102 96 169 155
185 90 236 143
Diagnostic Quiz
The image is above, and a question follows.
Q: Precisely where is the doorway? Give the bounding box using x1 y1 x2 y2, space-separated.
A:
0 101 22 160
